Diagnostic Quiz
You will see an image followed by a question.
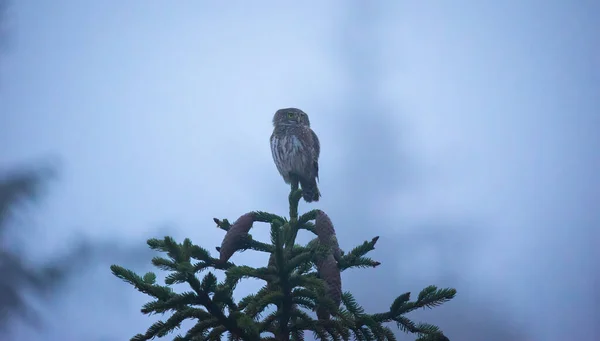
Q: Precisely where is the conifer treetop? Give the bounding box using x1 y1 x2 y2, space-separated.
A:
111 183 456 341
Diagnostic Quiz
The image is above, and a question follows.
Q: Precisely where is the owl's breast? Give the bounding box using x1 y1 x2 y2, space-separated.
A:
287 135 305 154
270 133 310 180
271 134 305 159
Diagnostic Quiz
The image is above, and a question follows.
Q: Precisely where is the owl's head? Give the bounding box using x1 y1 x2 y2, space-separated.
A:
273 108 310 127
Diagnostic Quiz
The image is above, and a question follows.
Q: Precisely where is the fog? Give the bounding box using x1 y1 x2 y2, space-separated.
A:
1 1 598 340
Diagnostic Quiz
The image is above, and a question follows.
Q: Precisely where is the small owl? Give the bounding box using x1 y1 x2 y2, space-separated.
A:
270 108 321 202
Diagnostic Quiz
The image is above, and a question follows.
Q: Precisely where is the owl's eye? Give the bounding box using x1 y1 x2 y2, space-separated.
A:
287 113 295 118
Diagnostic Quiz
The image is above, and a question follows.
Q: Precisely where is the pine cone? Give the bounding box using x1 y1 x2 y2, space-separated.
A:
219 212 255 263
314 210 342 262
315 253 342 320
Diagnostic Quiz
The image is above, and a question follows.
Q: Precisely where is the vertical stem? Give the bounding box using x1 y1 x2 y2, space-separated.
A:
278 281 292 341
289 177 299 221
278 179 301 341
287 182 302 250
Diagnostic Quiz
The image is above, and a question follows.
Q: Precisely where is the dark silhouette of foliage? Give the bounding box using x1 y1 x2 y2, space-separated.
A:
111 182 456 341
0 164 66 329
0 161 156 337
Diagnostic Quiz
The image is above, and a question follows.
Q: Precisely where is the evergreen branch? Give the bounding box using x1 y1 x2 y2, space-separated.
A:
292 318 350 341
114 173 456 341
334 307 356 326
142 272 157 284
141 291 200 314
298 221 317 234
337 236 380 271
393 317 447 339
344 236 379 259
358 315 383 340
238 285 270 312
253 211 286 224
227 331 239 341
213 218 232 231
414 322 441 336
295 259 314 275
200 272 218 293
305 239 333 261
154 308 204 338
338 256 380 271
248 239 275 253
225 265 275 288
309 325 330 341
291 327 305 341
189 276 258 341
358 326 375 341
389 292 411 313
161 236 184 262
288 274 327 292
249 291 285 317
288 309 321 339
275 232 293 340
110 265 174 301
207 325 227 340
285 185 305 251
381 326 397 341
341 292 364 315
394 286 457 315
291 297 317 310
131 320 169 341
258 311 280 335
417 286 457 308
290 244 311 257
324 322 345 341
231 312 260 336
177 318 219 340
151 257 178 271
192 261 213 273
166 270 193 285
298 209 320 227
214 283 238 312
285 250 315 274
291 288 319 303
189 244 212 261
243 298 274 319
415 332 450 341
288 187 303 221
286 223 300 252
369 312 391 323
125 249 258 341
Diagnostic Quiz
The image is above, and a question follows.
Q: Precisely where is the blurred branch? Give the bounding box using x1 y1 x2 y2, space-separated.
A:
0 162 58 330
0 163 57 233
0 160 156 335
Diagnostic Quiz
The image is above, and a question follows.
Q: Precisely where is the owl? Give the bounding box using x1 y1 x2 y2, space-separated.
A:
270 108 321 203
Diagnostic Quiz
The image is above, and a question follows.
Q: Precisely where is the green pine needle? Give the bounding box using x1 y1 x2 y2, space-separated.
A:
111 185 456 341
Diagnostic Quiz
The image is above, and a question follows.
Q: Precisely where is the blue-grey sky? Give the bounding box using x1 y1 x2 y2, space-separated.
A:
1 1 598 340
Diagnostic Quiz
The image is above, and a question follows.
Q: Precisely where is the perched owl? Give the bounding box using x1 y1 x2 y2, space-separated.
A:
270 108 321 202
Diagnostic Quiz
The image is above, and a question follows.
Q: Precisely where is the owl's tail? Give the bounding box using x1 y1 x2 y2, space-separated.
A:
300 177 321 203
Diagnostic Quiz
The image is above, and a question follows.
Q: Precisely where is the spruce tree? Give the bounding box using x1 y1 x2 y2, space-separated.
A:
111 179 456 341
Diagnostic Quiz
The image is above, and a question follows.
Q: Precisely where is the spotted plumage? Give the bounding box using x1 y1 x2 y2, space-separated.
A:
270 108 321 202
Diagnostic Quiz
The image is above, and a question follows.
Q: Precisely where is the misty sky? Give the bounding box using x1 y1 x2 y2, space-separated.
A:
1 1 599 340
